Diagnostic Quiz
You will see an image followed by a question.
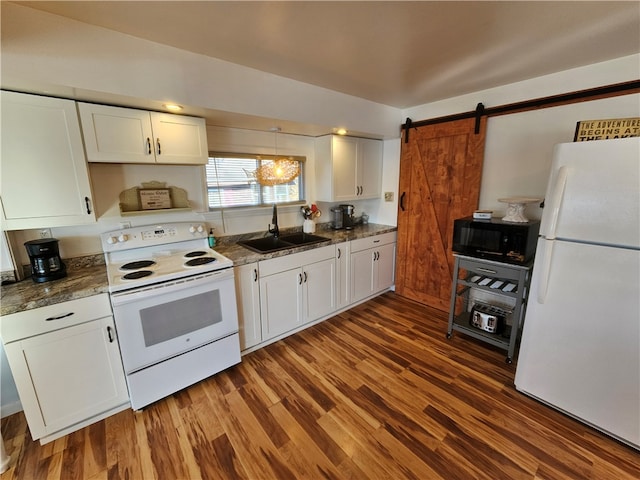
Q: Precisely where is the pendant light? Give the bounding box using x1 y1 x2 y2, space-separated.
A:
254 127 300 186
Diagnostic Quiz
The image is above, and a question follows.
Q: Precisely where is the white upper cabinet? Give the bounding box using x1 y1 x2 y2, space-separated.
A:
78 103 208 165
0 91 96 230
315 135 382 202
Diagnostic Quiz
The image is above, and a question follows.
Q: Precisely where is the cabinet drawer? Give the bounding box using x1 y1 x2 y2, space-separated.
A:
1 294 112 343
457 257 525 282
350 232 397 253
259 245 335 277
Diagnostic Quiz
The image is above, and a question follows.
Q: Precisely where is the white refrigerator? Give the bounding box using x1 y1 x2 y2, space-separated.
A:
515 137 640 450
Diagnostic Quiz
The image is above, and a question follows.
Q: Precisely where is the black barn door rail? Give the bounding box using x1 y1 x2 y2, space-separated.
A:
402 80 640 138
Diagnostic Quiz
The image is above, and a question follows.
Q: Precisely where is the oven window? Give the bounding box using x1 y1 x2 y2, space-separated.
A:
140 290 222 347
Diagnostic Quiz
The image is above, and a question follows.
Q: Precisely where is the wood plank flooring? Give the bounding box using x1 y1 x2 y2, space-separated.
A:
2 292 639 479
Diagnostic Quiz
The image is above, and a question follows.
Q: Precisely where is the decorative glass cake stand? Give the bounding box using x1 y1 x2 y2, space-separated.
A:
498 197 542 223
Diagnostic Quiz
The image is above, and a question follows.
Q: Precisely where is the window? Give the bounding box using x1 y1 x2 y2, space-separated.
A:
206 154 305 209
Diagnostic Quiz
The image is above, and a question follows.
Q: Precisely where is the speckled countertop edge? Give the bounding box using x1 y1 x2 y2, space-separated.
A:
1 255 109 317
0 223 396 316
214 222 397 266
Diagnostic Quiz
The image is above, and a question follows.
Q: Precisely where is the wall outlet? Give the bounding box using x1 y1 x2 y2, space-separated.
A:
38 228 52 239
119 221 132 229
384 192 394 202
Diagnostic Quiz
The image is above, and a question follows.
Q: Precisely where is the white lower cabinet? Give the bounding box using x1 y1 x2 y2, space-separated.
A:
350 232 397 304
235 233 395 352
234 263 262 350
259 245 336 342
0 294 129 444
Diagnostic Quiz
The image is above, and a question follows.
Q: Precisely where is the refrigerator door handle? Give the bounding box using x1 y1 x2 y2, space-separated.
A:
545 166 568 239
537 239 554 304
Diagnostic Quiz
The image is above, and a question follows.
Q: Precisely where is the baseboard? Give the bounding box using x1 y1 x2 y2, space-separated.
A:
0 400 23 419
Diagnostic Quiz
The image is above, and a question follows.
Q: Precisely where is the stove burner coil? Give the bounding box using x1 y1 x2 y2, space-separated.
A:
184 251 208 258
120 260 156 270
122 270 154 280
185 257 217 267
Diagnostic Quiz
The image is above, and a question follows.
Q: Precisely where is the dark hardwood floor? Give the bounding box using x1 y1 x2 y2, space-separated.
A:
2 292 638 479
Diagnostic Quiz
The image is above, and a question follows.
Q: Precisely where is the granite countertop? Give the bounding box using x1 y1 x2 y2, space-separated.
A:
214 223 397 266
1 259 109 317
0 223 396 316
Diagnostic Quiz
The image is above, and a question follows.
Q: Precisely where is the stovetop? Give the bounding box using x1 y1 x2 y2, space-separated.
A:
101 223 233 293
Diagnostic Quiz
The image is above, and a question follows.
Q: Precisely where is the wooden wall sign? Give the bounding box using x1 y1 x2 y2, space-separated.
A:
138 188 172 210
574 117 640 141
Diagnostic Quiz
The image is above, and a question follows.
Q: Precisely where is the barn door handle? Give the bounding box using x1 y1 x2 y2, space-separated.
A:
400 192 406 211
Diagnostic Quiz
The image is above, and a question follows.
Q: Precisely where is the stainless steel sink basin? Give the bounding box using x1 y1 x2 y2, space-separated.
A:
238 233 330 253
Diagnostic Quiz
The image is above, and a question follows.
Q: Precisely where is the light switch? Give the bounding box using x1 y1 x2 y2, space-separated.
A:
384 192 394 202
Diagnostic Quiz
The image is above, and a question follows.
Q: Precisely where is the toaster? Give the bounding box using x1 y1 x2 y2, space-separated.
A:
470 303 505 334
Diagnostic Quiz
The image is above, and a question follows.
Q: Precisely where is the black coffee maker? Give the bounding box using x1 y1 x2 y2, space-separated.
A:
340 204 355 230
24 238 67 283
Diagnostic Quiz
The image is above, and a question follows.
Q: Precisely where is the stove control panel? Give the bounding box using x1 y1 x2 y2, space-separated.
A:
101 222 209 252
141 226 178 240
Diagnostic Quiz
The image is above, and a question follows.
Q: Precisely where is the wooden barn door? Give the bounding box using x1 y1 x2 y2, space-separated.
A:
395 117 487 311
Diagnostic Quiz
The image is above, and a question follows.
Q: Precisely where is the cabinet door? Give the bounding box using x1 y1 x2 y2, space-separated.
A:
260 268 303 341
235 263 262 350
303 258 336 323
332 136 359 201
78 103 155 163
375 242 396 292
358 138 382 199
150 112 208 165
4 316 128 440
1 92 96 229
350 248 375 303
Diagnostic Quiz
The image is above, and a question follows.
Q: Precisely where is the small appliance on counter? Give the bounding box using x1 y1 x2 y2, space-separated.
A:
331 206 344 229
340 204 355 230
469 303 506 334
24 238 66 283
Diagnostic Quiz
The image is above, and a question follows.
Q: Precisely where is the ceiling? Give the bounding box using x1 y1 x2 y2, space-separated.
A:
7 1 640 133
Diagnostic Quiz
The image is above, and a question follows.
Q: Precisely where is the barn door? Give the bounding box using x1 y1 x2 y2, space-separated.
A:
395 117 487 311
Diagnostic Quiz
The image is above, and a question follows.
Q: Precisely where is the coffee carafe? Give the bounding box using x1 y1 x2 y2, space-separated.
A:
331 206 344 229
24 238 67 283
340 204 355 230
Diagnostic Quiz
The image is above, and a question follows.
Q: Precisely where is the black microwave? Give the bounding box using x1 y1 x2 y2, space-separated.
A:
452 216 540 264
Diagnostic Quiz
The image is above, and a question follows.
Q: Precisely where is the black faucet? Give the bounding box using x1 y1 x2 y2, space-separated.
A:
268 203 279 237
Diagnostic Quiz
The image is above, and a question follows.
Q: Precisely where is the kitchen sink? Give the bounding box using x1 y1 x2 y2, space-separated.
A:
278 233 330 246
238 233 330 253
